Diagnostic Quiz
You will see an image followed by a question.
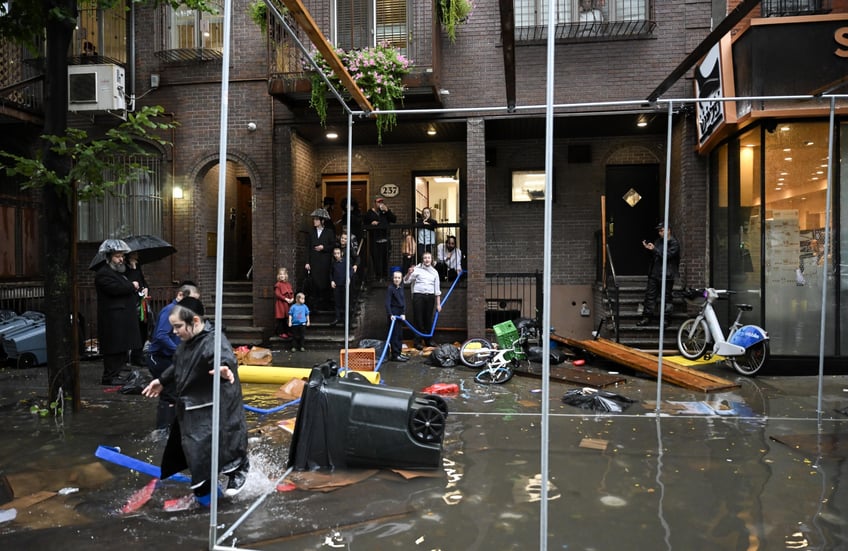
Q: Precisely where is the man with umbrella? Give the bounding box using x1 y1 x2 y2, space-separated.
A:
94 239 143 385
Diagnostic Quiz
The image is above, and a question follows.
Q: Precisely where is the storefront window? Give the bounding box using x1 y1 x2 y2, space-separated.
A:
711 130 763 328
840 123 848 350
763 122 835 355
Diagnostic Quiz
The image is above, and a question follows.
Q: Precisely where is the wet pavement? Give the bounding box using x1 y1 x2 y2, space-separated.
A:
2 345 848 550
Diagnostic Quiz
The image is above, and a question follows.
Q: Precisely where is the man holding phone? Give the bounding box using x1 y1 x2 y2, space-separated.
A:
636 221 680 327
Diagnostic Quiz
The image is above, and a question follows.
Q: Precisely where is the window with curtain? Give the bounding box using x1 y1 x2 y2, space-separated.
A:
334 0 408 55
77 152 164 242
169 1 224 50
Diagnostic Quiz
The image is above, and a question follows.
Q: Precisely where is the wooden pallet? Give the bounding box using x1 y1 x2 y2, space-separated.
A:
551 334 739 392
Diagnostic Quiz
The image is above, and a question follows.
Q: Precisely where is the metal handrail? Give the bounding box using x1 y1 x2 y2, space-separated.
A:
604 243 620 342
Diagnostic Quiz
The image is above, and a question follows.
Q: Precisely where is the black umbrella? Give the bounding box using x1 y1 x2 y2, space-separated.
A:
88 235 176 270
123 235 177 264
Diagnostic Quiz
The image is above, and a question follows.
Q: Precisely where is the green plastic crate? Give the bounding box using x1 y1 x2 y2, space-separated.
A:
492 320 525 360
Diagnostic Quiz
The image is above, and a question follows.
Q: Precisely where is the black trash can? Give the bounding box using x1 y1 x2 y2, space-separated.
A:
288 361 447 471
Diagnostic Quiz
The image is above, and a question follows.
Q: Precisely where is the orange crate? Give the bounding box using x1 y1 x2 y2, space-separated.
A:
339 348 376 371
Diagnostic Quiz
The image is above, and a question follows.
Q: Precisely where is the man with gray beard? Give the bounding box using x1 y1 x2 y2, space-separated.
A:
94 239 143 385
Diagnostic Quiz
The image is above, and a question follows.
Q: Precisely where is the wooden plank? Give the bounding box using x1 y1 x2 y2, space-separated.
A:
277 0 374 113
515 365 626 389
551 334 739 392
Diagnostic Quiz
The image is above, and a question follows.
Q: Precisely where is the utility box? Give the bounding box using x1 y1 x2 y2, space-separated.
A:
68 64 126 112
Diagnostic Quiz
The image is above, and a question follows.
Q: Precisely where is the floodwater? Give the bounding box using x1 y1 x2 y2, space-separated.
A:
2 353 848 550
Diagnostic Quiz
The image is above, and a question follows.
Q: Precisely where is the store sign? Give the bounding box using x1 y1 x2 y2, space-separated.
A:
695 43 724 147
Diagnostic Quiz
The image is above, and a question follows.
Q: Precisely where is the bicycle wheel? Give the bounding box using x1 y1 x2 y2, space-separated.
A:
731 340 769 377
677 318 709 360
460 338 493 368
474 366 514 385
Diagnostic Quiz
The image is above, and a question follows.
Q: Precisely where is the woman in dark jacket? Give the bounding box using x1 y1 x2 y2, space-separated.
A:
141 297 249 506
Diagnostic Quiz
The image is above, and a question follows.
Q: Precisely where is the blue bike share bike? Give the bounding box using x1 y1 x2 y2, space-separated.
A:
676 288 769 376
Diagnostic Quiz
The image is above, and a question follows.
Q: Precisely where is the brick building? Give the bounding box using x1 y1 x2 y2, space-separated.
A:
1 0 847 369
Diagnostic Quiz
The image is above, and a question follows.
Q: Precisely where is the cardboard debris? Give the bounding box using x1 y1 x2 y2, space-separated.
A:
274 377 306 400
284 469 378 491
579 438 609 451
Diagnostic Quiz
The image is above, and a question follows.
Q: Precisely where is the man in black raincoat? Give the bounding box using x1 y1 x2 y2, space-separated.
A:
94 239 143 385
141 297 249 505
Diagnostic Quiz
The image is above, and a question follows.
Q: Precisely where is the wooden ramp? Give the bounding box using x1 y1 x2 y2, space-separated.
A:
552 335 739 392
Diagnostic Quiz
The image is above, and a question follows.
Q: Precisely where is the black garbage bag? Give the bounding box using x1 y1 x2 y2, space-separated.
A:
430 344 460 367
119 369 151 395
358 338 386 358
527 346 567 365
561 387 635 413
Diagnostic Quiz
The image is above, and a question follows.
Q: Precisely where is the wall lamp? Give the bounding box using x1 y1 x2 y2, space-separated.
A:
172 185 184 199
636 115 649 128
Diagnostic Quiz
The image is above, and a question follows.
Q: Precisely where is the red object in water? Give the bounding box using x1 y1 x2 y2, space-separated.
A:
276 482 297 492
121 478 158 514
422 382 459 395
572 359 586 366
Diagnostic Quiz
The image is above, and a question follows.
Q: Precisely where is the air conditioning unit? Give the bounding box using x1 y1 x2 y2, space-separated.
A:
68 64 126 112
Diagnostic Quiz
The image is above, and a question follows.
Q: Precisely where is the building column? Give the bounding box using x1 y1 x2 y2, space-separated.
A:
466 118 486 339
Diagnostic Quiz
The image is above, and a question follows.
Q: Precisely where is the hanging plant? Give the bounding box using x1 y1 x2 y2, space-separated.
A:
308 43 412 144
249 0 286 33
249 0 267 31
439 0 473 43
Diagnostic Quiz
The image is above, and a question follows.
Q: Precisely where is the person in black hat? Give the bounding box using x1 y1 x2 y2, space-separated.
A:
637 221 681 327
142 297 250 505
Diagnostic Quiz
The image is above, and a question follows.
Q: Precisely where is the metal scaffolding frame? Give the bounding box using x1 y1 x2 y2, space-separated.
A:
201 0 847 548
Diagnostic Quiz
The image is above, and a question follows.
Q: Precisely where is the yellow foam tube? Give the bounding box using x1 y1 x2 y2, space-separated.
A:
238 365 381 385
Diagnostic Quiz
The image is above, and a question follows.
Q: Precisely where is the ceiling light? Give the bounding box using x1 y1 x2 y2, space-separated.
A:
427 127 437 136
636 115 648 128
326 130 339 140
784 157 792 161
780 125 790 131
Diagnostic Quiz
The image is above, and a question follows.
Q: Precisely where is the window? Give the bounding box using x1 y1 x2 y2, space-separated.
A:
515 0 653 41
334 0 408 55
77 153 164 242
0 185 40 279
511 170 552 202
72 0 127 63
168 1 224 51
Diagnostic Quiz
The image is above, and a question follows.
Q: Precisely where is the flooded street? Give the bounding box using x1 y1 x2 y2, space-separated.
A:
2 352 848 550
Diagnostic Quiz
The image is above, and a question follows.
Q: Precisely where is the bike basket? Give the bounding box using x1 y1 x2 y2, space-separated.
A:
493 320 525 361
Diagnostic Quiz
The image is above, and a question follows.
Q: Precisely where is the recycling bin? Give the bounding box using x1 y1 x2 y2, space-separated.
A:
2 319 47 368
288 362 447 471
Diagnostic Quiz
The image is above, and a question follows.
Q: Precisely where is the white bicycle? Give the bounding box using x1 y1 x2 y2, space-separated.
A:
459 319 539 384
677 288 770 376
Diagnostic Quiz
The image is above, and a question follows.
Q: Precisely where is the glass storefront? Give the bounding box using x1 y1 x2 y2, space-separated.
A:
711 120 839 358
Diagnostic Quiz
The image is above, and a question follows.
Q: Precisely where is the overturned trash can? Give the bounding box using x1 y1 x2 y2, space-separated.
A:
288 361 447 471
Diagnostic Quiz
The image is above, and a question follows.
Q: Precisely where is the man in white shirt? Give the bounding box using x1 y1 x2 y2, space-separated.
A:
436 235 463 282
404 251 441 349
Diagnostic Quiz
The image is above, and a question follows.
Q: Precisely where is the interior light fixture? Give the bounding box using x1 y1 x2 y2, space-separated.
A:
427 127 437 136
326 130 339 140
636 115 648 128
172 185 184 199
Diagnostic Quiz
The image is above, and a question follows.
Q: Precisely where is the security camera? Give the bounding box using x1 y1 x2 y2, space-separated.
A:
247 122 257 132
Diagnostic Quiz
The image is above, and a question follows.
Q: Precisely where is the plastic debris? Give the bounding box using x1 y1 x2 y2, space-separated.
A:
0 508 16 524
422 382 459 395
57 487 79 496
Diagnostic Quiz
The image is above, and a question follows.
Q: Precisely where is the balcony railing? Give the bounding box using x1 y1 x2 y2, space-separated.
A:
0 38 44 116
762 0 831 16
266 1 441 105
515 0 655 43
